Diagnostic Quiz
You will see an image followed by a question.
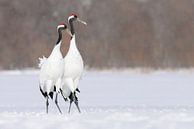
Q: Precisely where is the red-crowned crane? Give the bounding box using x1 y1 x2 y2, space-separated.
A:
60 13 87 113
39 23 72 114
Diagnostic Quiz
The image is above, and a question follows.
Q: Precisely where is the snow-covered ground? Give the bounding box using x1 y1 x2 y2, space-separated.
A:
0 70 194 129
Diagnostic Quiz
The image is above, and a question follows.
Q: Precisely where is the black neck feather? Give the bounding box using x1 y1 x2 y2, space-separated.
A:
69 18 75 35
56 28 63 45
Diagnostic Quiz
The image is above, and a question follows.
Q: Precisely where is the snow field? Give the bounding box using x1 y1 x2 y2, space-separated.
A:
0 70 194 129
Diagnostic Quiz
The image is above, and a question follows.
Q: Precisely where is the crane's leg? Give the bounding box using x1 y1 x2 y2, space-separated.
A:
68 100 73 113
46 96 49 114
68 92 74 113
68 92 81 113
74 100 81 113
55 93 62 114
74 93 81 113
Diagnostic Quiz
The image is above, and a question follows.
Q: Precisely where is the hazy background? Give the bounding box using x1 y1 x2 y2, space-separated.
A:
0 0 194 70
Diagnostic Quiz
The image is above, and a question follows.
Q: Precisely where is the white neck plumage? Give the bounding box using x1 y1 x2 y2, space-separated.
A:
67 18 80 55
69 35 79 54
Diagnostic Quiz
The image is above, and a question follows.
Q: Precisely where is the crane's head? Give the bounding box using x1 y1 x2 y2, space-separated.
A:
57 22 67 30
57 22 72 36
68 13 87 25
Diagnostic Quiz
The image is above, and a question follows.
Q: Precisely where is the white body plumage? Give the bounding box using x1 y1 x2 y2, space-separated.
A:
61 35 83 97
39 42 64 95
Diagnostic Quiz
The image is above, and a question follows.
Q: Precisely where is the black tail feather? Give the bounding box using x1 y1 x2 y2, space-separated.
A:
60 89 68 101
40 86 47 98
49 92 54 99
68 92 79 104
76 88 80 93
54 86 56 92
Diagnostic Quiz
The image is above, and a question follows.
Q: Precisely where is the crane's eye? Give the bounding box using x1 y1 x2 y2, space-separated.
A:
70 13 78 18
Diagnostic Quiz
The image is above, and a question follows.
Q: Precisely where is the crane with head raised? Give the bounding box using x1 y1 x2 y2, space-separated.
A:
60 13 87 113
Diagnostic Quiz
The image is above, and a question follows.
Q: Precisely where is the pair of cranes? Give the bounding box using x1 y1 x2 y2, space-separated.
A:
39 13 87 114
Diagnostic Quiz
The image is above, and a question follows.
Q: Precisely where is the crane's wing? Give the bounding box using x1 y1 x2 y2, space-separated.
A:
38 56 47 68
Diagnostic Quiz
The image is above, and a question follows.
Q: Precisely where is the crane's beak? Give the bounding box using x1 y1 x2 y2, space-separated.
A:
66 29 73 37
77 18 87 25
